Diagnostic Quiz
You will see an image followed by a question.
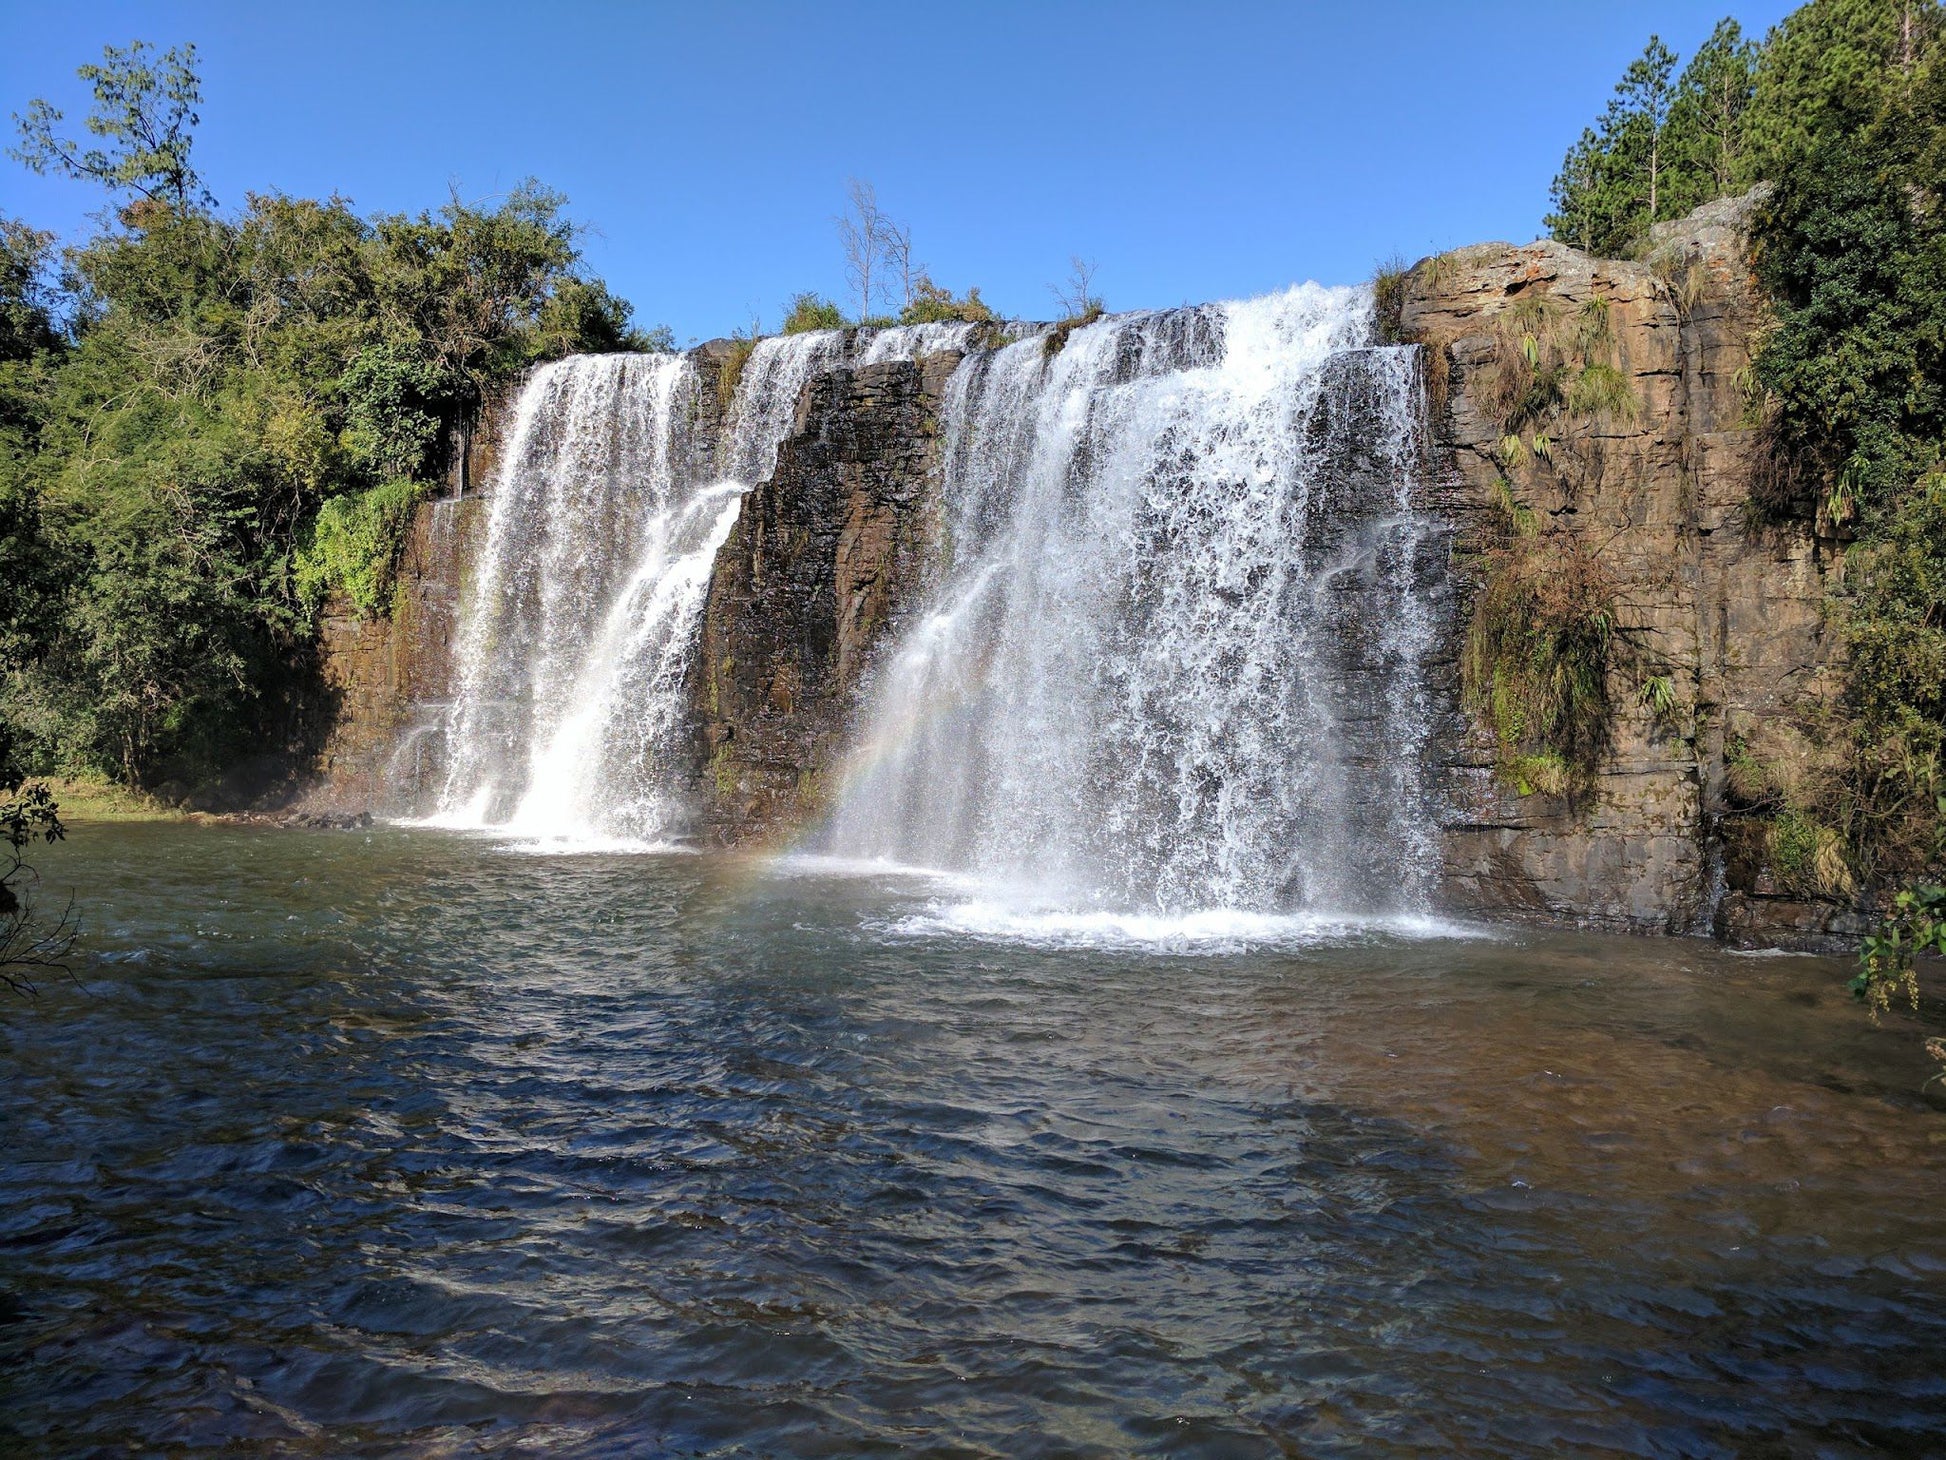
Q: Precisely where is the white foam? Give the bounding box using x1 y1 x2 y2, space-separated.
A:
387 817 692 857
873 899 1490 954
768 851 978 885
496 834 695 858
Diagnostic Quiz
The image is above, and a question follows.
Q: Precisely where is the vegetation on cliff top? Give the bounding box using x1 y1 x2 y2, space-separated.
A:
1547 3 1942 258
0 42 660 796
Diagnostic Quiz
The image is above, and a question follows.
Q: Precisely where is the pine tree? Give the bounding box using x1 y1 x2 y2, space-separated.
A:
1665 19 1758 214
1546 37 1675 256
1742 0 1945 183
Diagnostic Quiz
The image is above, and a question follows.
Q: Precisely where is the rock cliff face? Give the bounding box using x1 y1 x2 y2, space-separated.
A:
299 496 486 818
689 351 960 843
295 397 511 820
302 197 1856 945
1402 192 1853 944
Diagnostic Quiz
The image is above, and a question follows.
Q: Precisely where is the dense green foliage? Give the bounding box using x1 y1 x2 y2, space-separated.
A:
1741 0 1944 181
0 44 659 795
291 478 430 619
1547 3 1943 258
0 771 71 994
1743 16 1946 888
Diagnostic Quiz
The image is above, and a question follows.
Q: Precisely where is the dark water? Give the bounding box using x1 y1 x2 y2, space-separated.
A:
3 824 1943 1458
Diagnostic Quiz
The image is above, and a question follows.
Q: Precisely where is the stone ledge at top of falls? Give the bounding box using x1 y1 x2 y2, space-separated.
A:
295 194 1861 949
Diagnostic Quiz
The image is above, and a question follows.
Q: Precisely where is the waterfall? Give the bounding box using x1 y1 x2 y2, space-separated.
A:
424 328 965 845
427 351 715 843
826 285 1444 918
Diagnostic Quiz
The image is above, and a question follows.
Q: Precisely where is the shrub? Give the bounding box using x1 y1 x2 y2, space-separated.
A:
1462 519 1617 798
1857 873 1946 1021
717 334 758 410
292 478 428 619
1042 303 1105 359
1767 807 1856 900
901 276 996 326
1372 255 1409 344
782 292 846 334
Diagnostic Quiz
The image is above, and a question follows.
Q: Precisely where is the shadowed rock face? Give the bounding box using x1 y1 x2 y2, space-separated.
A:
1402 190 1855 945
296 398 511 819
689 353 961 845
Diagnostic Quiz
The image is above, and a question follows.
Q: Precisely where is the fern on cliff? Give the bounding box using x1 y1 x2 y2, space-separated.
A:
1462 484 1618 800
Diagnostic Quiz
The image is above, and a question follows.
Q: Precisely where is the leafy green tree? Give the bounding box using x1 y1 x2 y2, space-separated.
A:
338 344 453 480
1753 90 1946 516
2 43 664 795
0 772 72 996
11 41 211 210
0 221 68 775
1748 51 1946 885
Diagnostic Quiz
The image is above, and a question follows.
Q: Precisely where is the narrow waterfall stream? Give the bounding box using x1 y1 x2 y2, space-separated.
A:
827 286 1444 923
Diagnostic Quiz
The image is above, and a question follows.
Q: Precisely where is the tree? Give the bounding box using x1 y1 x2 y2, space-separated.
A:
1050 255 1103 321
11 41 211 211
1665 19 1758 211
1625 37 1679 218
1742 0 1944 183
1546 37 1678 256
0 220 68 786
0 772 74 996
836 178 890 323
1545 128 1610 254
881 217 918 315
2 44 663 795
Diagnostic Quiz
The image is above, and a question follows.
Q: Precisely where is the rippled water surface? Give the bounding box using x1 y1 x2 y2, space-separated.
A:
3 824 1943 1457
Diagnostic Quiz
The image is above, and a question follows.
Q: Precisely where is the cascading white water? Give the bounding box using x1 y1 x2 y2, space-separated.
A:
855 321 981 366
426 327 969 845
428 351 717 843
826 285 1444 918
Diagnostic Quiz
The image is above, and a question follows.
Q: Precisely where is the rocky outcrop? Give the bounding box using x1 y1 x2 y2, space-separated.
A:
689 352 960 843
297 496 485 817
1402 191 1857 945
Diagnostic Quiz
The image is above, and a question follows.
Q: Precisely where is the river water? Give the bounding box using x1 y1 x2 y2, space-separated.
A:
3 823 1943 1456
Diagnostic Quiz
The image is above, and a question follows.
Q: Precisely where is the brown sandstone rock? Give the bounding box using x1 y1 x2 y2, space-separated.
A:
1403 190 1858 945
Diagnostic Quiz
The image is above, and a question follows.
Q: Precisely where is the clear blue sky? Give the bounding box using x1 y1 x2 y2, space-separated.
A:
3 1 1796 343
